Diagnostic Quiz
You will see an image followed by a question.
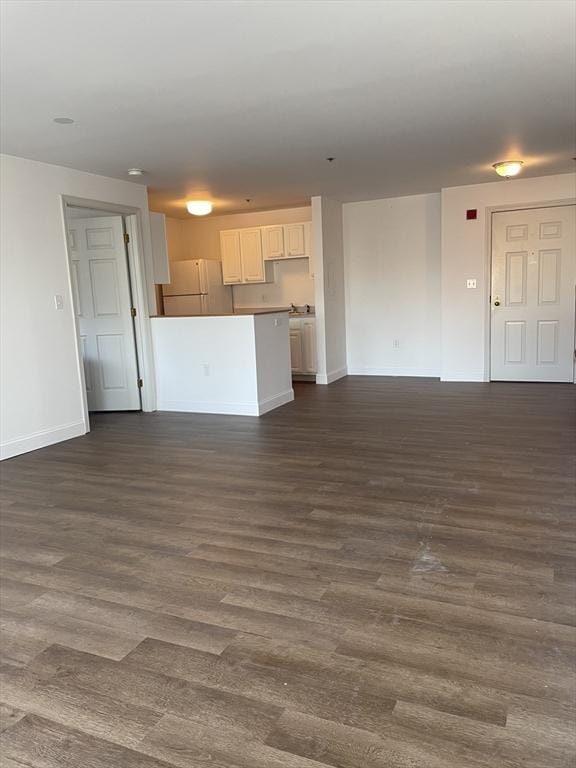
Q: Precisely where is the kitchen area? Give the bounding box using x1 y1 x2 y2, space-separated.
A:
148 206 317 416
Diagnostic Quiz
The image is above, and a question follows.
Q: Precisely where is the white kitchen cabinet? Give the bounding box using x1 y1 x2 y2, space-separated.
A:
240 228 265 282
289 316 316 374
284 223 307 257
149 212 171 284
220 230 242 284
302 318 317 373
220 228 270 285
261 225 285 260
289 329 303 373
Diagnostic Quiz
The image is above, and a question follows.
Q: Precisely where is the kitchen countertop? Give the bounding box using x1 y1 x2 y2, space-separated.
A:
150 308 291 319
151 307 316 318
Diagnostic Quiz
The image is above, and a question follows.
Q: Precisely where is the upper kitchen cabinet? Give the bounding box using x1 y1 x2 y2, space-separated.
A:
240 228 265 282
220 230 242 283
262 222 312 261
149 212 171 283
284 223 307 257
261 225 285 260
220 227 272 285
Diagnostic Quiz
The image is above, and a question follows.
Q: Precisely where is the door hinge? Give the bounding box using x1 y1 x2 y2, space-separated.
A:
123 232 130 244
137 378 143 388
130 307 137 318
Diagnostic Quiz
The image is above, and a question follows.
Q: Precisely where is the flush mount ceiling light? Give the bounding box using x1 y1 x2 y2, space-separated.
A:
492 160 524 178
127 168 146 176
186 200 212 216
53 117 74 124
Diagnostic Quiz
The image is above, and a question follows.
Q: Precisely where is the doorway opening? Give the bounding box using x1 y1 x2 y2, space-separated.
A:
489 204 576 382
64 204 142 414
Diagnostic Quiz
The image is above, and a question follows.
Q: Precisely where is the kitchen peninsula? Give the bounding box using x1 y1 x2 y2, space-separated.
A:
150 309 293 416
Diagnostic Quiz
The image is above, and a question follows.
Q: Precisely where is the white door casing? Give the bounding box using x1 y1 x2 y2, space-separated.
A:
68 216 141 410
490 205 576 382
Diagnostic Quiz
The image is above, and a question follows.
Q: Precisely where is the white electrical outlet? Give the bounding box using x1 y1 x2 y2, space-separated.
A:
466 279 477 289
202 364 210 377
54 295 64 310
393 339 400 349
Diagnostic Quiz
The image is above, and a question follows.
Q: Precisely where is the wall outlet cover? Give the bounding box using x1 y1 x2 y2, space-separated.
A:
466 279 477 289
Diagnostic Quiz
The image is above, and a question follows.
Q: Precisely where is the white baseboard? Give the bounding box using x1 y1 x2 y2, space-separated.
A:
440 371 486 382
157 389 294 417
347 366 440 378
157 399 260 416
0 420 86 461
258 388 294 415
316 367 348 385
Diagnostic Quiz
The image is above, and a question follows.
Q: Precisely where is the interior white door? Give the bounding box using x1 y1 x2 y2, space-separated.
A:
491 205 576 382
68 216 141 410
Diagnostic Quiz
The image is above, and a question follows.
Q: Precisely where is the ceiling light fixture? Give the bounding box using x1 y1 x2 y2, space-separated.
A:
53 117 74 124
186 200 212 216
127 168 145 176
492 160 524 178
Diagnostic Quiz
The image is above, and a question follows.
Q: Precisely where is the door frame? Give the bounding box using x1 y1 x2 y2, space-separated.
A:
485 197 576 383
60 195 157 431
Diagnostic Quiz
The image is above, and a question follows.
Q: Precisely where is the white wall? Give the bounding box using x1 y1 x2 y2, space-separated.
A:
0 154 155 459
441 172 576 381
343 193 441 376
312 196 347 384
164 216 187 262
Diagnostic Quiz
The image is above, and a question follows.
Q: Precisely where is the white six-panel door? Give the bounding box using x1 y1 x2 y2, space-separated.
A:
68 216 141 410
490 205 576 382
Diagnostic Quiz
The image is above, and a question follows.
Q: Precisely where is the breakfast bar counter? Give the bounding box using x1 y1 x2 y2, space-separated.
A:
150 311 293 416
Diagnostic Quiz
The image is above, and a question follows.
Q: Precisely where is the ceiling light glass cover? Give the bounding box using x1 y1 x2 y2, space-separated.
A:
186 201 213 216
492 160 524 178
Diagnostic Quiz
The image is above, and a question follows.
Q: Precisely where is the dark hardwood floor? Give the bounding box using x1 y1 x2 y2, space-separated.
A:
0 377 575 767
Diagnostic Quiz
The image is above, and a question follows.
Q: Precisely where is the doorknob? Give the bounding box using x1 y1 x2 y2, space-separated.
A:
493 298 501 306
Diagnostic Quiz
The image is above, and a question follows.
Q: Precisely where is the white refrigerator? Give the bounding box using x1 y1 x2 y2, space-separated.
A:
162 259 233 315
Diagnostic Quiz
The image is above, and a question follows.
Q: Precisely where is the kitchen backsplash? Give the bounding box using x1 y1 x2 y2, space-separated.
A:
232 257 315 308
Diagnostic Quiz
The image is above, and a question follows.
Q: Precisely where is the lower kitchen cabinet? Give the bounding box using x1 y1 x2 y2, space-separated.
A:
289 317 316 374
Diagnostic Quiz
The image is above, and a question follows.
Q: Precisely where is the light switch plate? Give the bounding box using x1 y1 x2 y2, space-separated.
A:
466 279 477 289
54 294 64 310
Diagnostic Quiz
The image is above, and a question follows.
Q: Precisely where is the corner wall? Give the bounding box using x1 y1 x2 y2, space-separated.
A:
0 154 154 459
312 196 347 384
441 173 576 381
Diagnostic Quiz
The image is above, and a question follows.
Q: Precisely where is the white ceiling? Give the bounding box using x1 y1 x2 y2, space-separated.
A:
1 0 575 217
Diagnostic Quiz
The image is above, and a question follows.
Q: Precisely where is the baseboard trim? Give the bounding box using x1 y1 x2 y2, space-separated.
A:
440 372 487 382
157 399 260 416
348 367 440 378
157 390 294 418
258 388 294 415
0 420 87 461
316 367 348 385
